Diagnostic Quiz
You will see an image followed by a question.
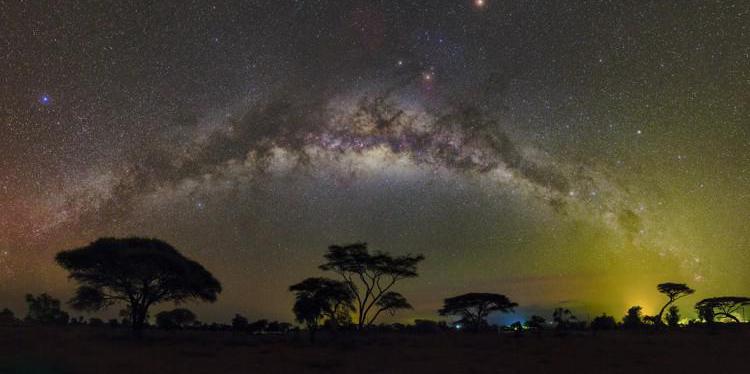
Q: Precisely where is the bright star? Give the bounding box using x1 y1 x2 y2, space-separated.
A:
39 94 52 105
474 0 486 8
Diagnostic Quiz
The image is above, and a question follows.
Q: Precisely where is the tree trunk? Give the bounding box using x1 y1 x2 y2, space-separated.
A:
655 300 673 327
131 305 147 338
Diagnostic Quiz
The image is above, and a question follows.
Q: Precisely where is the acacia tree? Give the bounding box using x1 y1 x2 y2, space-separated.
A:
655 283 694 326
55 237 222 335
438 293 517 331
319 243 424 329
289 277 353 342
694 297 750 323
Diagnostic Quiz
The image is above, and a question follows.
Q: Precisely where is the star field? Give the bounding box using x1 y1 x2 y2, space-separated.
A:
0 1 748 323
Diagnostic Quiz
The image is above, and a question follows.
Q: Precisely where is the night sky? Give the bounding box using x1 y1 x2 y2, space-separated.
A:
1 1 748 324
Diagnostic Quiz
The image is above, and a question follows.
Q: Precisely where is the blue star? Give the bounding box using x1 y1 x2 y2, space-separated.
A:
38 94 52 106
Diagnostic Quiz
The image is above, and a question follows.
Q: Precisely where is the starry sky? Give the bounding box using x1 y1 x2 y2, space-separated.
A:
1 1 748 324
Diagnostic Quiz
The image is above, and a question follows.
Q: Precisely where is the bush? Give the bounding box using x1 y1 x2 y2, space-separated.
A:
0 308 18 325
232 314 249 331
155 308 196 330
590 314 617 330
622 306 644 329
25 294 69 325
88 318 104 327
666 306 681 327
524 315 546 330
413 319 443 333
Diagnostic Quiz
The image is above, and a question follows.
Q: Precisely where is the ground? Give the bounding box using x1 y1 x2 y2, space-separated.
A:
0 326 747 373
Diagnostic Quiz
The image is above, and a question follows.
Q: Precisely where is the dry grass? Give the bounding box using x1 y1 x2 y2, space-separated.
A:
0 326 747 373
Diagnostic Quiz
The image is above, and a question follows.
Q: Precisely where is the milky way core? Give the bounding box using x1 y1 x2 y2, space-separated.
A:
1 1 748 323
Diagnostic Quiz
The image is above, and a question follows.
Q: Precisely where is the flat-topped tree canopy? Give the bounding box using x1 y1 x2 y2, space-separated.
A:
657 283 695 299
320 243 424 279
55 237 221 333
695 296 750 323
439 293 517 331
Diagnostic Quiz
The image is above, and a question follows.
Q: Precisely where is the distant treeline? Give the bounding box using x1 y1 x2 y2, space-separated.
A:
2 237 747 341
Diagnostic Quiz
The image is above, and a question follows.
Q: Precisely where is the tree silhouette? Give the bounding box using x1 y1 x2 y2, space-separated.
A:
590 314 617 330
622 305 644 329
155 308 196 330
319 243 424 329
55 237 222 336
524 315 546 329
0 308 17 325
25 293 69 325
413 319 445 333
231 314 249 331
438 293 517 331
117 305 148 327
665 305 681 327
267 321 292 334
248 319 269 334
642 315 660 326
368 292 412 325
293 298 324 342
290 277 354 342
552 308 577 330
696 303 715 324
655 283 694 326
694 297 750 323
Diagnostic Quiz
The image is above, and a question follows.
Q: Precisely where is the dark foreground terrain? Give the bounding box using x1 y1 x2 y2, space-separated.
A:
1 326 748 373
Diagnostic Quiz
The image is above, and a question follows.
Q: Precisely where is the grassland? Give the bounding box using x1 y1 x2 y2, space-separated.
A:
0 325 747 373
